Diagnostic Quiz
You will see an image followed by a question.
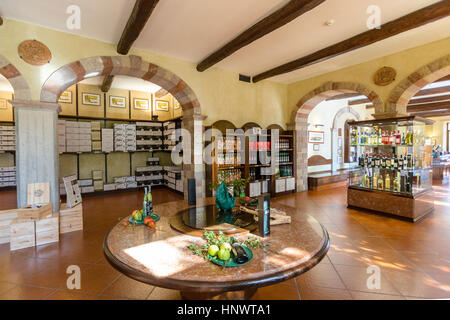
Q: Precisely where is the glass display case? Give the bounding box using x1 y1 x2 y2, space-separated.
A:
346 116 435 222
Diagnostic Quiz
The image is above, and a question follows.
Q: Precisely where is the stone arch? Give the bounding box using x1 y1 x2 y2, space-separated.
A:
292 81 383 192
40 55 205 198
0 54 31 100
331 106 361 130
387 54 450 114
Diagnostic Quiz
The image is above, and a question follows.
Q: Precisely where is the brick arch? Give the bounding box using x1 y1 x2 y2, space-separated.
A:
331 106 361 130
292 81 383 192
0 54 31 100
40 55 205 199
40 55 200 114
387 54 450 114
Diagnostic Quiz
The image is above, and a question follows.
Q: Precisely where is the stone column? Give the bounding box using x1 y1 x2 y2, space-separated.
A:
295 116 308 192
10 100 61 212
181 111 207 199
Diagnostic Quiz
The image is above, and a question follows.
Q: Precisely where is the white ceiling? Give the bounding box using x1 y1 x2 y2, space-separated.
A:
80 76 162 93
0 0 449 84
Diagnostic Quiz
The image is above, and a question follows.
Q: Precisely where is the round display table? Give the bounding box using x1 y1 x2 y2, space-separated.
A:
103 198 329 300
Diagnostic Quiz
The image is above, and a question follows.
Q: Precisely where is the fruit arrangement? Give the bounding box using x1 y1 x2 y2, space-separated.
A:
188 231 264 266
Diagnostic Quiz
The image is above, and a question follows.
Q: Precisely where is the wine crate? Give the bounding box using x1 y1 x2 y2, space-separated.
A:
35 213 59 246
27 182 50 205
17 202 52 221
10 220 36 251
0 209 18 244
59 203 83 234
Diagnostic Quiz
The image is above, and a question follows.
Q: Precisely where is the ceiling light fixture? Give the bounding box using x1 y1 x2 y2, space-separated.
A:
324 19 335 26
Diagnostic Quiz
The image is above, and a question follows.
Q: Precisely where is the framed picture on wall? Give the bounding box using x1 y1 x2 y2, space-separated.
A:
308 131 324 144
313 144 320 151
0 98 7 110
109 96 126 108
58 90 72 104
155 99 169 112
133 98 149 110
82 93 101 106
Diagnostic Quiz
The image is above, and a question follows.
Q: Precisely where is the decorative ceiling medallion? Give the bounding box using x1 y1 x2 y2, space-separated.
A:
18 40 52 66
374 66 396 86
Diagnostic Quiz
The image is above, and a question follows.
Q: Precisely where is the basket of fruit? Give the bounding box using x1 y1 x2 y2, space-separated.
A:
188 231 265 267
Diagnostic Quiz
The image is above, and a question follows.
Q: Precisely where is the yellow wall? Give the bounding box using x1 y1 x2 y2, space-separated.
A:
0 19 287 129
287 37 450 123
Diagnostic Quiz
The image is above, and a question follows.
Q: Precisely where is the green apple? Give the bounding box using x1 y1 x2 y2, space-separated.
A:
220 242 232 252
208 245 219 257
218 248 231 261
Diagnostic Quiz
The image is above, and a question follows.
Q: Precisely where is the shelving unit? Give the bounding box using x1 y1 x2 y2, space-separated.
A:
0 122 16 190
206 121 296 198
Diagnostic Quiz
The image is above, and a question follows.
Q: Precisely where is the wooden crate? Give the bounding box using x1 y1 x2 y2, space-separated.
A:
36 213 59 246
59 203 83 234
27 182 50 205
0 209 19 244
17 202 52 221
10 220 35 251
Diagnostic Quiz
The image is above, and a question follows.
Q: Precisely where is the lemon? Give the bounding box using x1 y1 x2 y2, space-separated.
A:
218 248 231 261
208 245 219 257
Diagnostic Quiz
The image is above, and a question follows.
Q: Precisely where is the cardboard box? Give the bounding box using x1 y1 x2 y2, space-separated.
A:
66 146 80 153
93 180 104 191
79 145 92 152
79 139 91 146
92 170 103 180
65 121 79 128
103 184 116 191
91 131 101 141
78 179 93 187
59 203 83 234
81 186 94 193
79 134 91 140
91 121 101 131
78 122 92 128
92 141 102 151
10 220 36 251
35 213 59 246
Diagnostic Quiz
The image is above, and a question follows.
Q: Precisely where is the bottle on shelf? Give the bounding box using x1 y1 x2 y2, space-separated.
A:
385 172 391 191
377 173 384 190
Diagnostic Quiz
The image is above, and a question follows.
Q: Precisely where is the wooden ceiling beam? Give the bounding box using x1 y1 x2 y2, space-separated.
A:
252 1 450 82
196 0 326 72
409 109 450 118
101 75 114 93
117 0 160 55
408 94 450 105
413 85 450 97
407 101 450 113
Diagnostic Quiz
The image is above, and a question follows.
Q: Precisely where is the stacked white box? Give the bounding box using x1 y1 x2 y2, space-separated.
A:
102 129 114 153
136 122 162 151
78 122 92 152
0 126 16 152
91 121 101 152
65 121 80 153
57 120 66 153
163 166 183 192
0 166 16 187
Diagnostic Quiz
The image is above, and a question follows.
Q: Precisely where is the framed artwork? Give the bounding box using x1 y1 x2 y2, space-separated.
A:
308 131 324 144
58 90 72 104
82 93 101 106
109 96 126 108
134 98 149 110
155 99 169 112
313 144 320 151
174 99 181 110
0 98 7 110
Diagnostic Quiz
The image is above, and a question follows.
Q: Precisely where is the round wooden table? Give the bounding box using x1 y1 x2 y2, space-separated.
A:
103 198 329 300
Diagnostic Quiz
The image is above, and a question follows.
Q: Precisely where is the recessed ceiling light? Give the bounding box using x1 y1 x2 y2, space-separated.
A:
324 19 335 26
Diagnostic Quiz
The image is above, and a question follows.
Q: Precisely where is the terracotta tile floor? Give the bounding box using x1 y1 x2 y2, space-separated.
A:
0 185 449 300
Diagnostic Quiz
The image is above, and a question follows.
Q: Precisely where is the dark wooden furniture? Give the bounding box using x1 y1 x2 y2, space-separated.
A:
308 170 349 191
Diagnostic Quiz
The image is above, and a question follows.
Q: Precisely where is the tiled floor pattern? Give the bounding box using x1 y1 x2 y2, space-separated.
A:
0 185 449 300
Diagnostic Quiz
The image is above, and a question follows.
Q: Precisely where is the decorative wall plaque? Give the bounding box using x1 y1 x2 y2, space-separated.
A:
18 40 52 66
374 66 396 86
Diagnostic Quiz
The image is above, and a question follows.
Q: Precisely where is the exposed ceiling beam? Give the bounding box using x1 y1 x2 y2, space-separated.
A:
408 101 450 113
155 88 169 98
196 0 326 72
252 1 450 83
410 109 450 118
413 85 450 97
0 17 3 26
101 75 114 93
117 0 160 55
409 94 450 105
437 74 450 82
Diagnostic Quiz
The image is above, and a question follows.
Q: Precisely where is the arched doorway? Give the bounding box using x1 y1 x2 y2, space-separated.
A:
41 55 205 199
292 81 383 192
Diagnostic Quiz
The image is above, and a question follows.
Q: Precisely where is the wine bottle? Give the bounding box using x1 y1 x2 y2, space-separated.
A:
385 173 391 191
